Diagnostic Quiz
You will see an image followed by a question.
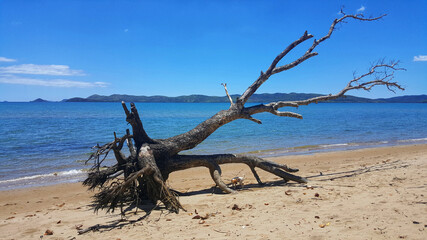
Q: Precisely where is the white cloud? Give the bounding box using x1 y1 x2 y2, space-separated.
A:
0 64 85 76
0 57 16 62
0 75 108 88
413 55 427 62
124 29 129 33
357 6 366 12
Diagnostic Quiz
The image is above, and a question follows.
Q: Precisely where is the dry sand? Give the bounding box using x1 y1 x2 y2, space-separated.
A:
1 144 426 240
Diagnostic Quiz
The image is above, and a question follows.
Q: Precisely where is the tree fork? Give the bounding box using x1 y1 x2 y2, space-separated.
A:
122 101 156 147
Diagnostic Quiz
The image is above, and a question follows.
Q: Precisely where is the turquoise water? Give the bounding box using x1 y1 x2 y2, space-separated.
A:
0 102 426 190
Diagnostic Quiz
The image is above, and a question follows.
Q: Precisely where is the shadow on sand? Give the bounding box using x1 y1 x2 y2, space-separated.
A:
79 159 409 234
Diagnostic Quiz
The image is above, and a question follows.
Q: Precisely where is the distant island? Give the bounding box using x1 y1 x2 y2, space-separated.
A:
55 93 427 103
30 98 50 103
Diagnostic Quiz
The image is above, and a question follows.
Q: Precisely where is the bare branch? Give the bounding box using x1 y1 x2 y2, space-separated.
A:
121 102 156 147
168 154 307 185
86 142 113 165
207 161 235 193
126 136 137 160
163 13 392 155
294 61 404 106
242 114 262 124
249 165 263 185
237 13 386 106
264 31 313 76
271 52 318 75
121 101 130 116
237 31 314 105
244 104 303 120
267 101 299 109
221 83 234 105
111 133 133 166
272 111 303 119
243 61 404 119
306 13 387 55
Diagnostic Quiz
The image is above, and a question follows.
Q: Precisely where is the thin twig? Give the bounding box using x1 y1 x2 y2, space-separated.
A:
221 83 234 106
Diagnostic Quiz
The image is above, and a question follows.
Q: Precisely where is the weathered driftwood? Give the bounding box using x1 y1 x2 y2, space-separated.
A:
84 12 404 215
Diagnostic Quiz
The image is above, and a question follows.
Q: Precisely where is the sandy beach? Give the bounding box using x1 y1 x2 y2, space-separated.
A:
1 144 426 240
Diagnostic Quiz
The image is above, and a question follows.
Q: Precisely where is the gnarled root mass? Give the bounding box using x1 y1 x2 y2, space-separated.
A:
84 140 184 214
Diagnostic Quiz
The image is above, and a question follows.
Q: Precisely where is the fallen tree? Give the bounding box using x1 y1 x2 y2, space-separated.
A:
84 12 404 214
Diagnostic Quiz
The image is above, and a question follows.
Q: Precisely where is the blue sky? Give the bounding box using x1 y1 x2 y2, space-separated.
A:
0 0 426 101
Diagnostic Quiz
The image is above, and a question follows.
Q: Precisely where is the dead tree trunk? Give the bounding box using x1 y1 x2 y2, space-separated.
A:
84 12 404 214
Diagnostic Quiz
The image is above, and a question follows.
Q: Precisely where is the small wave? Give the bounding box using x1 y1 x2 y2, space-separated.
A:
0 169 83 184
319 143 349 148
59 169 83 176
397 138 427 143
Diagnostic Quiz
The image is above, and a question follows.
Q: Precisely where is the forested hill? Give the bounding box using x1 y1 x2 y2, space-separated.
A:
63 93 372 103
375 95 427 103
61 93 427 103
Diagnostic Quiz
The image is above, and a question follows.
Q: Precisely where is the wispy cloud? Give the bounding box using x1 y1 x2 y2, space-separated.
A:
0 57 16 62
413 55 427 62
0 59 109 89
0 75 108 88
357 6 366 12
0 64 85 76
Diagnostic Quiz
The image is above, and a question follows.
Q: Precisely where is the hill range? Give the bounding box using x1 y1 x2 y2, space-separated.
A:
57 93 427 103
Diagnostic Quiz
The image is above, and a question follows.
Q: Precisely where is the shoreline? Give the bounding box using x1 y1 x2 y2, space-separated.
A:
1 138 427 192
1 144 426 239
1 143 421 192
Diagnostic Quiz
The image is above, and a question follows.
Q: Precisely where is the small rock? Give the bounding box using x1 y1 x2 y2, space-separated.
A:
232 204 241 211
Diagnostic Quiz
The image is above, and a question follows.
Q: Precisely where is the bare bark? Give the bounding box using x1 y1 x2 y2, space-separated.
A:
84 12 404 217
166 154 306 193
122 102 156 147
222 83 234 106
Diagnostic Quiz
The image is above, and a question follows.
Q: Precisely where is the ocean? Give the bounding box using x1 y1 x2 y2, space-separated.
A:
0 102 426 190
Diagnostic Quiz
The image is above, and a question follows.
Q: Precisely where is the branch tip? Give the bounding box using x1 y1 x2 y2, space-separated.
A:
221 83 234 105
121 102 130 116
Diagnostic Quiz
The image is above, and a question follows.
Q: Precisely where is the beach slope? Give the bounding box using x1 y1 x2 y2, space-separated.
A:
1 144 426 239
